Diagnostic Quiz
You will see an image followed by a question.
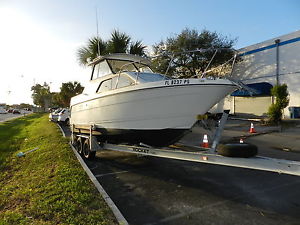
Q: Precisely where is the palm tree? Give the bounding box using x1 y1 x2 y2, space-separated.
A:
59 81 84 107
107 30 131 53
77 30 147 66
77 37 107 66
129 40 147 56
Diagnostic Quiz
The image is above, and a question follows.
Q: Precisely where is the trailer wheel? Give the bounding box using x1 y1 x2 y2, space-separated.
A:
74 137 83 155
83 139 96 160
217 143 258 158
65 118 70 126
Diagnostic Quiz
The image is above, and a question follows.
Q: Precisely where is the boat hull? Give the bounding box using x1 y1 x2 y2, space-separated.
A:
70 79 236 146
93 128 187 147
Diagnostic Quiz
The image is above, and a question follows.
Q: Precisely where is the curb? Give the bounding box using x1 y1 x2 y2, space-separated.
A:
57 123 128 224
69 143 128 225
221 131 278 144
56 123 66 137
229 117 262 122
242 130 278 138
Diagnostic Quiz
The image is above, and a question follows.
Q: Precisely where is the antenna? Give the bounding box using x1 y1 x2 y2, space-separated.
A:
95 7 101 56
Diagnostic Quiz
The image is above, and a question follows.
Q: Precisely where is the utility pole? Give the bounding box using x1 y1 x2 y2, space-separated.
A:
275 39 280 86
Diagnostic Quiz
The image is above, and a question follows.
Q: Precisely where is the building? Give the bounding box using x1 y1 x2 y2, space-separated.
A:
214 30 300 118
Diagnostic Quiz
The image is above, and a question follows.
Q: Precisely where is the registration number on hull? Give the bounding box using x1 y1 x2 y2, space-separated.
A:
164 79 190 86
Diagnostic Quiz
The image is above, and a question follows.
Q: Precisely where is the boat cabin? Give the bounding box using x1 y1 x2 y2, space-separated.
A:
88 53 168 91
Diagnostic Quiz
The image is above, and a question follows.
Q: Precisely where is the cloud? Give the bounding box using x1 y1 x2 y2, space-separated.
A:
0 7 88 104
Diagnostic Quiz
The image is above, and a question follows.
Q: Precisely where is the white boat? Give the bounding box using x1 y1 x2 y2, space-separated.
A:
70 53 237 146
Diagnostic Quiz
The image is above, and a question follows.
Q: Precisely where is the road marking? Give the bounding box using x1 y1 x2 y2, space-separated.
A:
146 199 232 225
69 143 129 225
89 164 98 170
95 170 130 178
146 179 300 225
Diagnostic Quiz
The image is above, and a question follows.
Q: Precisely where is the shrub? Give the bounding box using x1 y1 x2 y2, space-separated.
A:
268 103 282 123
267 84 289 124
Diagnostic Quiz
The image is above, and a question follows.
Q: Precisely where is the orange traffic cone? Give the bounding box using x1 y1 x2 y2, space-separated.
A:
249 123 256 133
201 134 209 148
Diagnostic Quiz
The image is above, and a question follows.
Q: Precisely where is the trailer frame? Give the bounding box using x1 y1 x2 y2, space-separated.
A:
70 111 300 177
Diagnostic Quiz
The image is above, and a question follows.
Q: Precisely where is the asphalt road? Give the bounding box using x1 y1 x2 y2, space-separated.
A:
60 124 300 225
0 113 25 122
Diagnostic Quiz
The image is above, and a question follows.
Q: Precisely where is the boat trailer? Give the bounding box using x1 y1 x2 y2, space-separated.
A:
70 111 300 177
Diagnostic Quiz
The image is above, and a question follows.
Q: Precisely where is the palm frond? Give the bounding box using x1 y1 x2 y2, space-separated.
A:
77 37 107 66
107 29 131 53
129 40 146 56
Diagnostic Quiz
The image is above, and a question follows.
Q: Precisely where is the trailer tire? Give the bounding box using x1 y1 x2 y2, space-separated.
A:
217 143 258 158
65 118 70 126
83 139 96 160
74 137 83 155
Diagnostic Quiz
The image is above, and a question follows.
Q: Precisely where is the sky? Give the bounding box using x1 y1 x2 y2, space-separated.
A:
0 0 299 105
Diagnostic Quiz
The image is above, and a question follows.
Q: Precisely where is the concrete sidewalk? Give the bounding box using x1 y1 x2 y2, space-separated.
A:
180 118 300 156
223 120 300 153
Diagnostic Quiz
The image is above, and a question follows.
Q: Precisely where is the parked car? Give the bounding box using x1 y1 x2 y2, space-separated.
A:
23 108 32 112
49 108 62 122
12 109 21 114
0 108 7 114
57 109 70 125
7 109 13 113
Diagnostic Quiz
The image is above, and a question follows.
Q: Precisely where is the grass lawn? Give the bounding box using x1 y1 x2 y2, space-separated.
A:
0 113 117 225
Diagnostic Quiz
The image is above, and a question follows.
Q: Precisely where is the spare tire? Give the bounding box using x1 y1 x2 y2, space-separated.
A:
217 143 258 158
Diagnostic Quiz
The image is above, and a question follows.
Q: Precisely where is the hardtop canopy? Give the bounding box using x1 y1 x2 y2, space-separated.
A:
88 53 151 66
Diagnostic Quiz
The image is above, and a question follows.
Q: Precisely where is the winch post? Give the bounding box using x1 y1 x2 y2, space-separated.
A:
209 110 229 153
89 125 93 150
89 125 101 152
71 124 75 145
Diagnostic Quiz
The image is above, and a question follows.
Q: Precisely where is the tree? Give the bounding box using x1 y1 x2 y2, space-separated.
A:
58 81 84 107
19 103 32 109
77 37 107 66
129 40 147 56
51 92 63 108
31 82 51 110
77 29 147 66
152 28 236 78
267 84 289 124
31 81 84 109
107 30 131 54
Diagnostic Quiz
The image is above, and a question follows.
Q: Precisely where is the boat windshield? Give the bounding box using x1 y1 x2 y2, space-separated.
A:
55 109 62 113
92 60 112 79
107 59 153 74
135 64 153 73
128 72 170 83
